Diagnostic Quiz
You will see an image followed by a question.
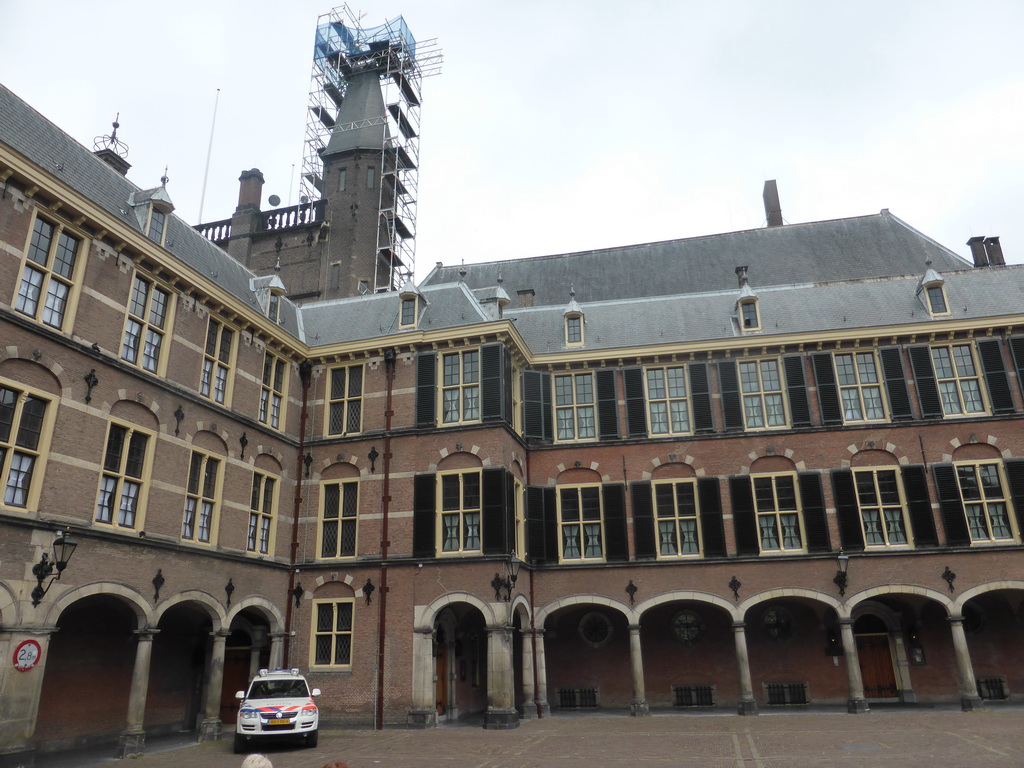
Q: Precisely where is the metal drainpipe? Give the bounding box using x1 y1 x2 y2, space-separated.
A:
284 360 313 666
525 436 542 718
375 348 397 729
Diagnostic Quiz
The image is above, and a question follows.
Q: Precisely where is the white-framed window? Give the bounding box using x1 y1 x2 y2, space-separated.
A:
312 599 353 668
645 366 691 435
320 479 358 558
439 470 482 553
182 450 220 544
259 352 286 429
121 274 170 373
835 352 885 422
740 359 786 429
0 384 49 509
653 479 701 557
558 484 604 561
565 314 583 345
932 345 985 416
955 462 1016 543
399 296 417 328
925 283 949 315
15 215 82 330
554 372 596 441
200 319 234 404
739 299 760 331
853 468 909 547
248 472 277 554
752 473 804 552
327 364 363 435
441 349 480 424
95 422 151 529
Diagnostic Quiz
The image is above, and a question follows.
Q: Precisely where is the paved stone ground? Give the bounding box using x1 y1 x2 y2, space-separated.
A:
37 707 1024 768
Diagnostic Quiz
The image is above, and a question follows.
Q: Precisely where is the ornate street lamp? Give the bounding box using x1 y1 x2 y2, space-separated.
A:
31 529 79 607
490 555 522 601
833 550 850 597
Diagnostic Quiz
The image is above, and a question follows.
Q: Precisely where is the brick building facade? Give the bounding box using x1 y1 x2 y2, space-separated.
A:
2 61 1023 767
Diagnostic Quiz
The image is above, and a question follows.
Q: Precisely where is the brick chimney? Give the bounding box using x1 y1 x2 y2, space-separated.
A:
236 168 265 212
966 236 988 267
984 236 1005 266
763 180 783 227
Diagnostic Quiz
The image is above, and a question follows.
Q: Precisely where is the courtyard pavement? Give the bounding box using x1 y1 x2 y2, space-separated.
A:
37 706 1024 768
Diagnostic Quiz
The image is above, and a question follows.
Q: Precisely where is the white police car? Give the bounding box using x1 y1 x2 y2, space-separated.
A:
234 668 321 753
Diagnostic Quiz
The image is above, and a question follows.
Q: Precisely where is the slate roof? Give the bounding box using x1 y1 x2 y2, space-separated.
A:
0 84 301 338
421 213 972 308
321 70 390 157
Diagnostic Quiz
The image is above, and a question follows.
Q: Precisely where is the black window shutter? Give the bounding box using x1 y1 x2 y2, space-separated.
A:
522 370 552 440
503 346 514 427
415 353 437 428
812 353 842 426
799 472 831 552
596 369 619 440
1009 338 1024 403
784 356 812 427
729 476 759 555
482 468 508 555
909 346 943 418
690 362 715 433
623 368 647 437
718 361 744 431
603 484 628 561
932 465 971 546
504 471 516 556
880 347 913 420
976 339 1015 414
697 477 727 557
480 343 508 422
901 466 938 547
831 470 865 552
526 486 557 564
631 482 657 559
412 473 436 558
1003 459 1024 542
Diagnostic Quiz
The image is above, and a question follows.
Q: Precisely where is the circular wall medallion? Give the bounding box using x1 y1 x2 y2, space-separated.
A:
577 612 613 648
762 606 793 640
671 610 704 644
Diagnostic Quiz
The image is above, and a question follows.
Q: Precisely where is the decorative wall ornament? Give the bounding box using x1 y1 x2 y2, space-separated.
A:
152 569 165 601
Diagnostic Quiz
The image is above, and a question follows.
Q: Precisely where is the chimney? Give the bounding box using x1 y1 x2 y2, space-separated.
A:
966 236 988 267
735 265 749 287
763 180 783 227
984 236 1005 266
94 148 131 176
236 168 265 212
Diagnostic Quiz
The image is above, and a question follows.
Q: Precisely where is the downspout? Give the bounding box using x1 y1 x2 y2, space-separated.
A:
525 429 542 718
375 348 397 729
284 359 313 666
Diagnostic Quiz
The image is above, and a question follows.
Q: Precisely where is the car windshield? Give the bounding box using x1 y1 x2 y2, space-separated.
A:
248 679 309 699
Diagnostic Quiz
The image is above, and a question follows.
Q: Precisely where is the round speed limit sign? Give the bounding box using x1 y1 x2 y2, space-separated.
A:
13 640 41 671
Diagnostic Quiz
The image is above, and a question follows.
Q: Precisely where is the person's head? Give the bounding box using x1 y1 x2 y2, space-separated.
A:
241 755 273 768
321 762 350 768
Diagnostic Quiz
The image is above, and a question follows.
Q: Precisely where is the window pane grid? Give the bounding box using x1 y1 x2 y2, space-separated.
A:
182 452 219 543
560 486 604 561
555 373 597 441
441 351 480 424
328 366 363 435
201 321 232 403
1 387 48 509
646 367 690 435
313 600 354 667
739 359 786 429
438 472 481 553
955 463 1014 542
753 475 803 552
123 276 169 372
653 480 700 557
933 345 985 415
248 473 276 554
17 218 79 329
321 480 358 557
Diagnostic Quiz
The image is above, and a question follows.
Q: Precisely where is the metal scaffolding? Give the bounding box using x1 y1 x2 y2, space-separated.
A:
303 5 442 292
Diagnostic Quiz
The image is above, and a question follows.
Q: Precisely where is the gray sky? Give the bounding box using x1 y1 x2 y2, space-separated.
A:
2 0 1022 278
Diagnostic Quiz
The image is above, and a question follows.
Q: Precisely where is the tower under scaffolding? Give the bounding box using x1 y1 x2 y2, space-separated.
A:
303 5 442 293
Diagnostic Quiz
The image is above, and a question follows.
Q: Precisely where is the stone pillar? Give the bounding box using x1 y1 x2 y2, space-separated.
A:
483 624 519 730
534 629 551 716
268 632 286 671
407 627 437 728
0 629 56 767
118 629 159 758
627 624 649 716
198 630 230 742
838 619 869 713
519 629 536 719
947 615 983 711
732 621 758 715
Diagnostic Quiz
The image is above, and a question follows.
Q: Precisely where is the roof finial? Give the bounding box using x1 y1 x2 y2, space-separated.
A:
497 269 503 287
160 166 170 187
569 284 576 300
459 261 466 282
93 112 129 158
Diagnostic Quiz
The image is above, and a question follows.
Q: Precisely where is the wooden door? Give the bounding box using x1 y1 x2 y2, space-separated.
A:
220 648 252 723
856 634 897 698
435 642 449 716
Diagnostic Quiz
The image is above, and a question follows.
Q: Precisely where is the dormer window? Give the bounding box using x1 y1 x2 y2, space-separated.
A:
268 292 281 323
400 297 417 328
565 314 583 345
917 261 949 317
740 300 760 330
146 208 166 244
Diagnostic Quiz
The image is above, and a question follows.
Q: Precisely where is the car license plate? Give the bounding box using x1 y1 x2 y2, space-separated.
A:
269 718 290 725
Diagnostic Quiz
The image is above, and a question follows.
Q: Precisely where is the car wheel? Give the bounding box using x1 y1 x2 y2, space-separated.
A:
233 733 247 754
305 729 319 749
